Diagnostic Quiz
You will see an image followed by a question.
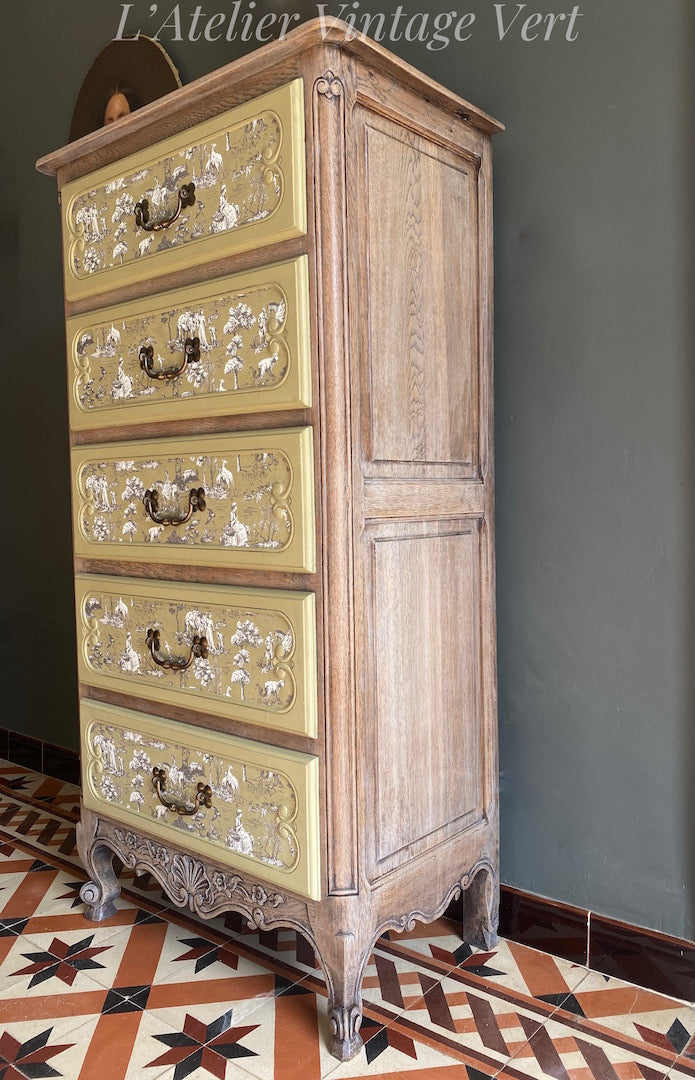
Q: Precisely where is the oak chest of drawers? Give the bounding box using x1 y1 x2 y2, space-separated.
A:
37 18 502 1060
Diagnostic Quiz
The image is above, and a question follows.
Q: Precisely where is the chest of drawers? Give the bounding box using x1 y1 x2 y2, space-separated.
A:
37 18 502 1061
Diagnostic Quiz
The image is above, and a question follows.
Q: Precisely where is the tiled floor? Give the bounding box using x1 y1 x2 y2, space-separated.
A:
1 760 694 1080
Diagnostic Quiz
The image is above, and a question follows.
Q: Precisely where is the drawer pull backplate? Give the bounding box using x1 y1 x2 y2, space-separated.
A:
143 486 206 526
152 766 213 816
134 182 196 232
145 627 208 671
139 336 201 381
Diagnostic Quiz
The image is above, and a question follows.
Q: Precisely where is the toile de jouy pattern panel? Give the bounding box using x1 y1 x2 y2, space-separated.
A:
75 574 317 737
65 257 311 429
61 80 306 300
81 699 321 900
71 427 315 573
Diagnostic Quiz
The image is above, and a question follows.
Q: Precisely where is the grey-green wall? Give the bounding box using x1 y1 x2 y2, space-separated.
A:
4 0 693 940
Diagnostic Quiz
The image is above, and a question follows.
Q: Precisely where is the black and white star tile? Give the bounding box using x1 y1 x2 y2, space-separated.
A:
1 757 695 1080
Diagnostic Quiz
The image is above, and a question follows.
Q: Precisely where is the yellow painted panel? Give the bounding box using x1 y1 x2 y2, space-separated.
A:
75 574 317 738
62 80 306 301
66 257 311 430
81 699 321 900
71 427 315 573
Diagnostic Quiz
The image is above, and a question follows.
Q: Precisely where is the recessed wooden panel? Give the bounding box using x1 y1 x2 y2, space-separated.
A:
361 110 480 478
366 521 485 879
81 699 321 900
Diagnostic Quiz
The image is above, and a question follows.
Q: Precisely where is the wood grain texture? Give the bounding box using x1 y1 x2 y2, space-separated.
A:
36 18 501 181
39 21 501 1061
362 112 480 476
365 521 485 878
312 56 360 898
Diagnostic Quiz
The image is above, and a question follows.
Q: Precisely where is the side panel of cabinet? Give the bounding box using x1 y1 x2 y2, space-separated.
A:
355 103 482 481
346 86 498 888
361 520 487 881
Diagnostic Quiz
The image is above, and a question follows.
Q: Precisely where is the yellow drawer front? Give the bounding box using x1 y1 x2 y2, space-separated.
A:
66 257 311 430
81 700 321 901
62 80 306 301
71 427 315 573
76 574 317 738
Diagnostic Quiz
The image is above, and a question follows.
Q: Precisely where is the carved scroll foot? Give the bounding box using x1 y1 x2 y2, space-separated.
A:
309 901 373 1062
462 862 499 950
76 810 122 921
328 999 363 1062
79 845 121 921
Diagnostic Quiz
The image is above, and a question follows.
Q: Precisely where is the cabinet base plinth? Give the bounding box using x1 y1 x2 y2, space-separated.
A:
76 805 498 1062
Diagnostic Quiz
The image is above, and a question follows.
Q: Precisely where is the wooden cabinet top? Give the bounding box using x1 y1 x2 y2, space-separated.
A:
36 17 503 183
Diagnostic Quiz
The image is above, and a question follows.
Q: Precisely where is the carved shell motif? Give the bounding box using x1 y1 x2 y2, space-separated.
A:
170 853 214 908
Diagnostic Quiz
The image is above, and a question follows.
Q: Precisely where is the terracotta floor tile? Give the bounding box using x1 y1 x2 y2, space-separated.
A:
0 922 130 1006
499 1010 679 1080
0 1014 98 1079
0 756 692 1080
560 968 695 1061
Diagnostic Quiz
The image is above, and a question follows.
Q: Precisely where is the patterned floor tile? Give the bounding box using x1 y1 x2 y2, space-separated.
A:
0 794 80 868
43 1009 180 1080
671 1056 695 1080
0 763 51 799
1 756 692 1080
205 919 324 981
0 923 131 1013
379 923 589 1007
0 1014 102 1080
497 1008 681 1080
133 995 297 1080
147 918 310 1021
563 967 695 1061
331 1013 492 1079
390 962 550 1074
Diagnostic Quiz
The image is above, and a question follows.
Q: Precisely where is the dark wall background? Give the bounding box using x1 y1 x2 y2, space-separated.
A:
5 0 694 940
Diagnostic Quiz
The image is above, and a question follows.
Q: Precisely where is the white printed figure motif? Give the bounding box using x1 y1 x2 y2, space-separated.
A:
86 720 301 873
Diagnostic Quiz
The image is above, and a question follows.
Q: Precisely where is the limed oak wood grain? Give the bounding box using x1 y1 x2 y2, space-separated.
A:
38 17 502 1062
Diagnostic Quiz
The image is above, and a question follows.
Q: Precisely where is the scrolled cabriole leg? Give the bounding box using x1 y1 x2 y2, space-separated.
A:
308 902 373 1062
461 861 499 950
76 812 122 922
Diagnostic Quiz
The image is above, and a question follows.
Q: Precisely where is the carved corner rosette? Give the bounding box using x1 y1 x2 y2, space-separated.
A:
315 71 344 102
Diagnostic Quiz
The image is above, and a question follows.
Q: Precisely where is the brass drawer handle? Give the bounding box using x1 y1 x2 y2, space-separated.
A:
143 486 206 526
146 627 208 671
134 182 196 232
139 336 200 381
152 766 213 816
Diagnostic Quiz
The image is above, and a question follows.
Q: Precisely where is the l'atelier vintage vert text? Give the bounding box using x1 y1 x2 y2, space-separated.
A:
114 3 584 48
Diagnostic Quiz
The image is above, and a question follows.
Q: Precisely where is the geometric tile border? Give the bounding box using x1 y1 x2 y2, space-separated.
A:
1 757 695 1080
